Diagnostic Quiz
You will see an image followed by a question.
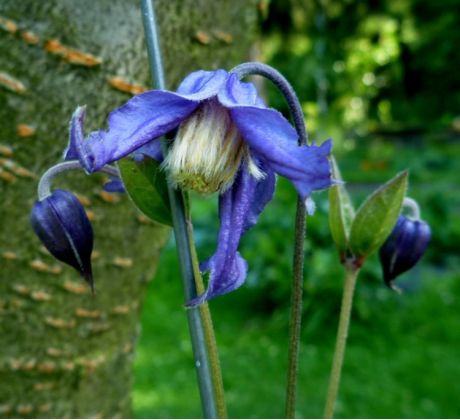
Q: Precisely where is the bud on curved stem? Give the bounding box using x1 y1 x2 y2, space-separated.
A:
38 160 119 200
32 160 120 291
31 189 95 290
379 213 431 290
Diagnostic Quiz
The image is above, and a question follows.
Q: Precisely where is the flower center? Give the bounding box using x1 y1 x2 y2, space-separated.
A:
163 100 245 194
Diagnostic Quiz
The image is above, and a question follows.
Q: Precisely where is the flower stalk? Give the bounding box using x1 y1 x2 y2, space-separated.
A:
285 199 307 418
402 197 421 220
140 0 225 417
323 263 361 419
37 160 119 200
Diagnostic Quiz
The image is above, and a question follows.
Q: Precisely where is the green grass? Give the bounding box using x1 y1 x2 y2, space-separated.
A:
133 252 460 418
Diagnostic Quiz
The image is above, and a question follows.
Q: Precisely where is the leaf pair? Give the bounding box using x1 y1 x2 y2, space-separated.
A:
329 157 408 264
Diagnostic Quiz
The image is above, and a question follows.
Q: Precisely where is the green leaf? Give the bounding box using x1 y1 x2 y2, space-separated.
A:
328 157 355 254
349 170 408 260
118 158 172 226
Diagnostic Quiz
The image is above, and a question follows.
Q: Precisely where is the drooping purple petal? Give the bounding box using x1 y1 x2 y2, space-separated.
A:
218 73 265 108
231 106 333 199
30 189 94 290
379 215 431 288
64 106 94 172
219 74 333 199
243 164 276 232
187 167 262 306
84 91 199 172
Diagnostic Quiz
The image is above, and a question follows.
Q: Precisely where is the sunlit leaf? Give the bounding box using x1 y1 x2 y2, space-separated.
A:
349 171 408 260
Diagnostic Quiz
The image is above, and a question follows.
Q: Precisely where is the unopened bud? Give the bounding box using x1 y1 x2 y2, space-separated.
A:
379 215 431 289
30 189 94 290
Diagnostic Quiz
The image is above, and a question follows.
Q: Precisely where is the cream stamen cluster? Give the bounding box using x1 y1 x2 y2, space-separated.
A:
164 100 246 193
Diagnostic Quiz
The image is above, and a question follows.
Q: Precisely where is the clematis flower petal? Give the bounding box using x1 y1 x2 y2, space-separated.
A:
30 189 94 290
64 106 94 171
243 164 276 232
176 69 229 98
84 92 199 172
379 215 431 288
188 167 268 306
218 73 265 107
231 106 332 199
188 170 253 306
219 74 333 199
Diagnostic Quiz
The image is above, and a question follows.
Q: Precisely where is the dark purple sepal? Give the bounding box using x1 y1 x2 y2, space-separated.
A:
243 164 276 232
379 215 431 289
102 176 126 193
30 189 94 291
132 140 163 163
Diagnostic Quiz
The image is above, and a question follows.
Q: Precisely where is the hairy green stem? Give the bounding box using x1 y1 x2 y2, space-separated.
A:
323 264 360 419
285 199 307 418
140 0 224 417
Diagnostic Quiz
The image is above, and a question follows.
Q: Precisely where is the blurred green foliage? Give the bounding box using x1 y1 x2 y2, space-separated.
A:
133 0 460 417
261 0 460 139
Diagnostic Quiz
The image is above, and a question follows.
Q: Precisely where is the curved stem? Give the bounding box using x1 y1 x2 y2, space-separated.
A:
230 62 308 146
37 160 119 200
403 197 421 220
141 0 225 417
231 62 309 418
323 264 360 419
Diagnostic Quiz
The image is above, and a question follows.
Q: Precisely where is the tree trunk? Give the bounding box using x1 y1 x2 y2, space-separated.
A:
0 0 257 418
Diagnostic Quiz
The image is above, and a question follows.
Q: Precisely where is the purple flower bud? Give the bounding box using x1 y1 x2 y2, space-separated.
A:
379 215 431 288
30 189 94 290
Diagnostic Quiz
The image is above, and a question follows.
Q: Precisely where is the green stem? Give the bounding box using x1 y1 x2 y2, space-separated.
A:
140 1 222 417
285 199 307 419
186 216 228 419
323 264 360 419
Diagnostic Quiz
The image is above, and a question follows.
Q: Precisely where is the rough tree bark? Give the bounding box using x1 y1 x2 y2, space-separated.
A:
0 1 257 418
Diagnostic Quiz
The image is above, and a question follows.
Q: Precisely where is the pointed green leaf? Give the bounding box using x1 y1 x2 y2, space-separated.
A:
118 158 172 226
328 157 355 254
349 171 408 260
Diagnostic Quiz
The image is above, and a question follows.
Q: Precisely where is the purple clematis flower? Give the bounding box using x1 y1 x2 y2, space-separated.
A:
379 215 431 289
30 189 94 290
65 69 333 304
